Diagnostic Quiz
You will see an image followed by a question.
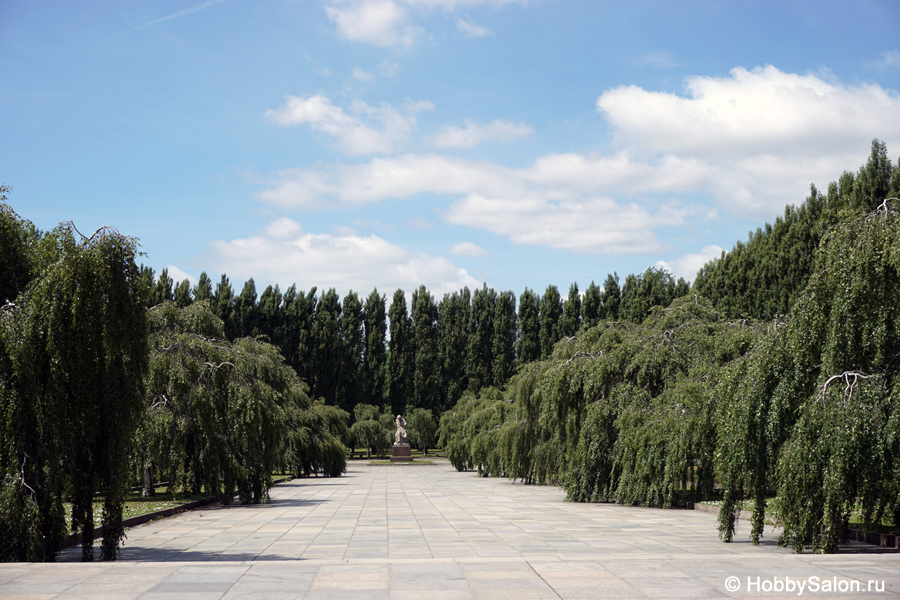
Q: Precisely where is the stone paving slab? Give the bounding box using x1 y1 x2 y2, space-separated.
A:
1 460 898 599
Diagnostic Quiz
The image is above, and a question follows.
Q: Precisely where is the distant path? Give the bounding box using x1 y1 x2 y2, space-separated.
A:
1 460 898 598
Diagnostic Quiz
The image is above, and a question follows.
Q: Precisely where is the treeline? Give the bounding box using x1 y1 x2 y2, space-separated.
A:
0 193 347 562
695 139 900 320
438 142 900 553
140 269 689 418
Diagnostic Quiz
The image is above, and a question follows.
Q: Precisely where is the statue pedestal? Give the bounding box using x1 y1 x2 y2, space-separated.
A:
391 443 412 462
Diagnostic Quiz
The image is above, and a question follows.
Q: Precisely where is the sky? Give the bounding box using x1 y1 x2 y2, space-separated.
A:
3 0 900 299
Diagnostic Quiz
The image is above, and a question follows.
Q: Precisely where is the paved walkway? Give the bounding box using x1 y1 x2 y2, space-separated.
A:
1 460 898 599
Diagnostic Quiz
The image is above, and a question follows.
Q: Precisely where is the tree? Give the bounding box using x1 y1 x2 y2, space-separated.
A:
193 272 213 303
516 288 541 366
582 281 601 328
467 284 496 392
412 286 440 412
173 278 192 308
560 282 581 336
539 285 561 359
407 408 436 454
717 199 900 552
388 289 413 416
0 187 36 304
600 273 620 320
1 221 148 561
492 290 517 386
349 404 392 458
312 289 342 406
236 278 259 337
363 289 387 407
139 302 345 511
214 274 238 339
339 291 363 414
439 288 470 409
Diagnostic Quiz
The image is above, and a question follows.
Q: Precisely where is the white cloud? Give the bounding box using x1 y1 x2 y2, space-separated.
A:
207 218 478 296
433 119 533 148
351 67 375 81
324 0 421 48
323 0 525 47
258 152 707 209
166 265 198 286
265 94 430 155
259 65 900 255
597 65 900 213
598 65 900 158
876 50 900 69
655 245 724 282
455 15 492 37
450 241 487 257
445 194 683 254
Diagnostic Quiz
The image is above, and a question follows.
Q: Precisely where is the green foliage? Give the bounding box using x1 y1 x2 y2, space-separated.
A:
539 285 561 359
440 294 764 511
695 139 895 321
412 286 440 412
363 289 387 407
717 199 900 552
349 403 392 458
439 288 470 408
467 284 496 392
388 290 413 416
139 302 345 511
407 408 436 453
492 291 517 387
1 220 148 561
516 288 540 366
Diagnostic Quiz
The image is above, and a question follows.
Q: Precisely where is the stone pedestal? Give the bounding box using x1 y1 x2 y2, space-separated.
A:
391 443 412 462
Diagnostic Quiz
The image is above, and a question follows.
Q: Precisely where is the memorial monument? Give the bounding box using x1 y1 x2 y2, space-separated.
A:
391 414 412 462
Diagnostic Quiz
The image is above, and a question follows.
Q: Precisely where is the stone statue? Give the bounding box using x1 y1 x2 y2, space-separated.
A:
394 414 408 445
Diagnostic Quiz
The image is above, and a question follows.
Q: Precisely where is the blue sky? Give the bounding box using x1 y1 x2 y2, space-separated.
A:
3 0 900 298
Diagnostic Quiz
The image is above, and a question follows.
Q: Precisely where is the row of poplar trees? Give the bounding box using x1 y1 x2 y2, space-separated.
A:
142 269 689 419
438 139 900 554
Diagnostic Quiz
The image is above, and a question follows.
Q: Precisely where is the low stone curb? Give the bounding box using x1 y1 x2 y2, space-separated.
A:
64 475 294 549
692 503 900 550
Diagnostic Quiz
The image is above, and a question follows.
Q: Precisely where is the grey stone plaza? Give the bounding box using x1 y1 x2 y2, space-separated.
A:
1 460 898 599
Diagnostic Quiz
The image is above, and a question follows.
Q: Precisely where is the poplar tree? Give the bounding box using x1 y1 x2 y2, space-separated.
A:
439 288 470 409
467 284 496 393
560 282 581 336
339 291 363 413
600 273 620 320
388 289 412 416
236 278 259 337
582 281 601 328
214 274 238 339
412 286 440 412
173 278 192 308
363 289 387 407
492 290 517 386
539 285 561 359
516 288 541 366
312 288 342 406
193 272 213 303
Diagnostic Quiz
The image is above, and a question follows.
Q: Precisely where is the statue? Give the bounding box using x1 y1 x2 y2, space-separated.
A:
394 414 408 445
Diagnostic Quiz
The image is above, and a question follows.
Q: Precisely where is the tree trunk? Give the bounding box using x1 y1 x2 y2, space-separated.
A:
142 462 155 497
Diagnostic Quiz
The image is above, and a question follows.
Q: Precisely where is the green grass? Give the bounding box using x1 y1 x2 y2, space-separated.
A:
368 459 434 465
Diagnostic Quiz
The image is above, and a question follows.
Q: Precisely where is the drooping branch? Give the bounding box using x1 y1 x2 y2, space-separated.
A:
819 371 874 405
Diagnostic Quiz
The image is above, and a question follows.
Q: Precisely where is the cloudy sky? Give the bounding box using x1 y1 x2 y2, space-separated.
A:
3 0 900 298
